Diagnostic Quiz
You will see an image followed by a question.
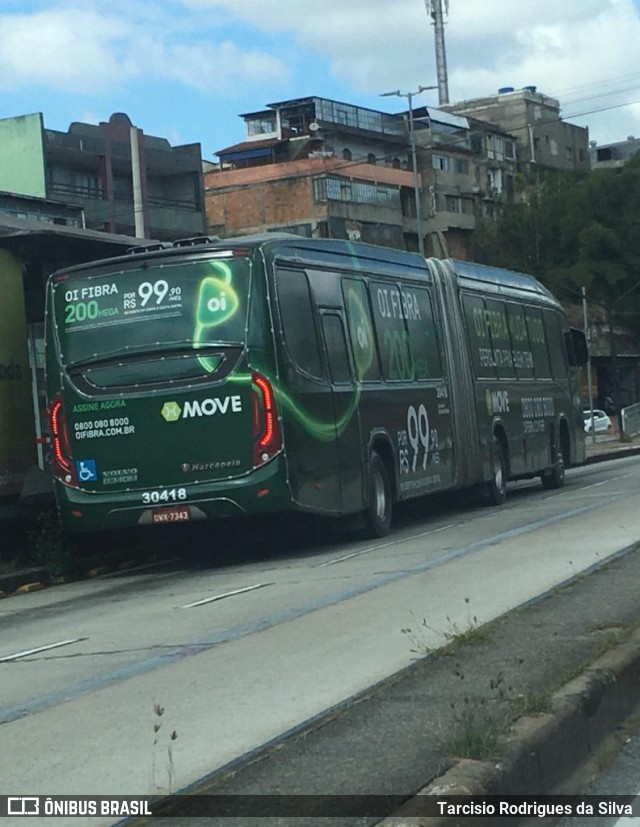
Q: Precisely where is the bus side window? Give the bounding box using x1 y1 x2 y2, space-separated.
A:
247 276 269 354
342 277 381 381
275 268 324 379
370 281 413 381
524 307 552 379
542 310 569 380
462 294 496 380
405 287 443 379
484 299 515 379
506 304 534 380
321 314 352 385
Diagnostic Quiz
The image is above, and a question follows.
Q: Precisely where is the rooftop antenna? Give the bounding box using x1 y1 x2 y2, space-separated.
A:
425 0 450 105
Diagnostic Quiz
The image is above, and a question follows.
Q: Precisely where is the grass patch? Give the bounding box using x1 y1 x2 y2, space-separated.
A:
440 698 510 760
508 689 552 716
402 599 489 659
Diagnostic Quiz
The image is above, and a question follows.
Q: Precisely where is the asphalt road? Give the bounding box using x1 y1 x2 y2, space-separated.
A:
557 729 640 826
2 455 640 825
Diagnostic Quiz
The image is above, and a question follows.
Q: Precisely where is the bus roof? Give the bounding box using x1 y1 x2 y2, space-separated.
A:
450 259 556 300
47 235 558 309
48 234 430 280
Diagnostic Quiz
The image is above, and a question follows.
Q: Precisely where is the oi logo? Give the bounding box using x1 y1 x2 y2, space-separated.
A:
347 287 374 380
193 264 240 373
196 277 239 328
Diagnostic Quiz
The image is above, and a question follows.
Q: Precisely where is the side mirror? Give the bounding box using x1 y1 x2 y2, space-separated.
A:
565 328 588 367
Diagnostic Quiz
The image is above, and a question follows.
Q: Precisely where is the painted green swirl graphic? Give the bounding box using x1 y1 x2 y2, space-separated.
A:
228 371 361 441
194 261 239 372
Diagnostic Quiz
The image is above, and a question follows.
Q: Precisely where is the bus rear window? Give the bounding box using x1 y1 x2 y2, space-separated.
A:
52 257 251 365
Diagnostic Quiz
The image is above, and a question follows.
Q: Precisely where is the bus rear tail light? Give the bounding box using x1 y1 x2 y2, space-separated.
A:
49 397 77 484
252 372 282 467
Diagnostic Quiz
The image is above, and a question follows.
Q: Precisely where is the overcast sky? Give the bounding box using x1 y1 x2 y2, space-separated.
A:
1 0 640 158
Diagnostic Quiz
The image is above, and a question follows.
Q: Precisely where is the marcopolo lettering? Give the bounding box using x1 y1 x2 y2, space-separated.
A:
183 396 242 418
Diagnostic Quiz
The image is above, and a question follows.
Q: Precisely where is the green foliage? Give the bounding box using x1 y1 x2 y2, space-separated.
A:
401 599 488 659
509 689 552 716
473 154 640 313
442 700 510 760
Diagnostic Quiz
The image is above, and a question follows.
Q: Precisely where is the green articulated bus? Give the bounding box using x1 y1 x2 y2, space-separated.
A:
45 234 587 536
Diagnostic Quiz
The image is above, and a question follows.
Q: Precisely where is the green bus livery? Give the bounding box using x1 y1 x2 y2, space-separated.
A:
45 235 587 536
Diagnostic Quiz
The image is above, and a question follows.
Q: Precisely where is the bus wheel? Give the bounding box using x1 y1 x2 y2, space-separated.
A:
484 438 507 506
541 449 565 490
364 452 392 537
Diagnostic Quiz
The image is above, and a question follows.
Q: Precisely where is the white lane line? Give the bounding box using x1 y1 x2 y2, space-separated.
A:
181 583 271 609
0 638 87 662
318 522 461 568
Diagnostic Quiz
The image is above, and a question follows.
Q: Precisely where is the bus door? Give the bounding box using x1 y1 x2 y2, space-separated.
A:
319 310 363 514
275 267 346 514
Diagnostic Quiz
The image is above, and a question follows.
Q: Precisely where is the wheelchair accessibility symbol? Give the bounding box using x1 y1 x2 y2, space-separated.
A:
76 460 98 482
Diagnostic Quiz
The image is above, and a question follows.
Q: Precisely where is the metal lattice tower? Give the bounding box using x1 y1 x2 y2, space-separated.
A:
425 0 450 105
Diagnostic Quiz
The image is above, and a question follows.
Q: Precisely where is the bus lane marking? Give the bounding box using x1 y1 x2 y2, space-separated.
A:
181 583 271 608
0 492 629 724
317 522 461 568
0 638 88 662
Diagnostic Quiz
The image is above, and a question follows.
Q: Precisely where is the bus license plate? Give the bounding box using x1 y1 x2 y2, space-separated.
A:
151 506 191 524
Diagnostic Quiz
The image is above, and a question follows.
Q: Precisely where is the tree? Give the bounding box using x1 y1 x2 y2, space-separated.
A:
473 153 640 314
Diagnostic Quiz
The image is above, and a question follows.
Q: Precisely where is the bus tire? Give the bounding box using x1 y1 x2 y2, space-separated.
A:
363 452 392 537
484 438 507 506
541 449 565 490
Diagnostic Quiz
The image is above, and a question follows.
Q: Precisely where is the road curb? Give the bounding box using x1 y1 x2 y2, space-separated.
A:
379 628 640 825
0 567 50 597
584 444 640 464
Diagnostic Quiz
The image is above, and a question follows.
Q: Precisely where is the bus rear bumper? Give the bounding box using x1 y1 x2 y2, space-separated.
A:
54 457 289 532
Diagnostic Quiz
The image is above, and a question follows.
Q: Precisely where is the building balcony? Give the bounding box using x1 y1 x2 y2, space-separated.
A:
49 182 105 201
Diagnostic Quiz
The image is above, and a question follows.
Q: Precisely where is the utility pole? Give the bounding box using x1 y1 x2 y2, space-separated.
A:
130 125 146 239
582 287 596 445
425 0 450 106
381 86 436 257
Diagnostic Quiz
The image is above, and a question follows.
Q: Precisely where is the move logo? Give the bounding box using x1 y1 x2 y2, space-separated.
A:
161 396 242 421
161 401 182 422
486 389 510 416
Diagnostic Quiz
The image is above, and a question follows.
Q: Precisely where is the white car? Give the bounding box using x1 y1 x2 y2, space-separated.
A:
583 409 612 433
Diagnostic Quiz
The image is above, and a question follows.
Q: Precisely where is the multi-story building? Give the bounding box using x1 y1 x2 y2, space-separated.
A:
411 107 518 255
442 86 589 174
207 97 421 250
0 112 206 241
0 191 84 228
590 135 640 169
205 96 496 258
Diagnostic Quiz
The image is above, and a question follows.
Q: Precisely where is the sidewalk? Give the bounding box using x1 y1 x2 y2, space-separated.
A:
137 536 640 826
584 433 640 463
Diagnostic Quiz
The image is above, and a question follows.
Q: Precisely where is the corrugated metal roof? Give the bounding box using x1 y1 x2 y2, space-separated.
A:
215 137 281 159
426 107 470 130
